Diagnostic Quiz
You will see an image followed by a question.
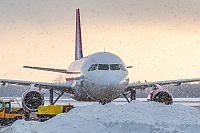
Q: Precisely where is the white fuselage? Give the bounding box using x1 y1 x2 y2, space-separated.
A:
65 52 129 103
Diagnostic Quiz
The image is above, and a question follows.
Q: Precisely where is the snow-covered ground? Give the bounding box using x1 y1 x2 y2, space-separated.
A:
1 100 200 133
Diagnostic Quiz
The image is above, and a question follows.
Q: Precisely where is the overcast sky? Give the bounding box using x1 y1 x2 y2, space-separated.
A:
0 0 200 83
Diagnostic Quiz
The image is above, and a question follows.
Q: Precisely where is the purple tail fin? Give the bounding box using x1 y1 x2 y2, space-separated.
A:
75 8 83 60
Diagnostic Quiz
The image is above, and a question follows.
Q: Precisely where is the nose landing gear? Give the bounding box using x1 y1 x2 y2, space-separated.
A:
123 89 136 103
99 100 111 105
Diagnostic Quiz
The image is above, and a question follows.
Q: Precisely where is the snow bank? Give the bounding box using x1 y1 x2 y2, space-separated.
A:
1 101 200 133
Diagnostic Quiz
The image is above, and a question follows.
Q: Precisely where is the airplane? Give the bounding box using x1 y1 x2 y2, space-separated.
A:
1 8 200 112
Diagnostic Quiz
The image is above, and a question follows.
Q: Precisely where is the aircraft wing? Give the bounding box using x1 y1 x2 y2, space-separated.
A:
126 78 200 91
23 66 80 74
0 79 74 94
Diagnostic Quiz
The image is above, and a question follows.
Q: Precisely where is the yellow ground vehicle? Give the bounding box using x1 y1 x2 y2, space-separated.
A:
37 104 74 122
0 98 26 125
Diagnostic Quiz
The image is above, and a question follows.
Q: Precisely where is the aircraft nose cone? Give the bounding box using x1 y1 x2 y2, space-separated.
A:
97 75 124 87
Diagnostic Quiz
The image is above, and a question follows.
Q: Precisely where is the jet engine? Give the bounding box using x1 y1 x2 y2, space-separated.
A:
22 88 44 112
147 85 173 105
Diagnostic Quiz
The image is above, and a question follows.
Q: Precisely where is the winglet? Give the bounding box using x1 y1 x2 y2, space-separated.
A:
75 8 83 60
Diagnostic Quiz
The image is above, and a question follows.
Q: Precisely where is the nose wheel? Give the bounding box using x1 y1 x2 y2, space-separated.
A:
99 100 111 105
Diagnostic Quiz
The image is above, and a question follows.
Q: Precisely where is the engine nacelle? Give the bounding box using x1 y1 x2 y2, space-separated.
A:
22 88 44 112
147 85 173 105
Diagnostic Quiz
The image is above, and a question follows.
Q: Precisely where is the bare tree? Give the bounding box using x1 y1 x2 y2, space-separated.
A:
52 75 65 83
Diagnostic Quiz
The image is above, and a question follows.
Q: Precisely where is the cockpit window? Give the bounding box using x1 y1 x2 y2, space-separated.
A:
88 64 95 71
110 64 120 70
91 64 98 71
98 64 109 70
120 64 126 71
88 64 126 71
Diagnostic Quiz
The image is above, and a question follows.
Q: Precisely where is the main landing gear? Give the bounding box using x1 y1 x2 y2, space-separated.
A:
99 89 136 105
123 89 136 103
49 88 64 105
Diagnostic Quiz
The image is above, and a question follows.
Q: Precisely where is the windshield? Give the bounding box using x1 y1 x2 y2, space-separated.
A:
110 64 120 70
88 64 126 71
91 64 98 71
98 64 109 70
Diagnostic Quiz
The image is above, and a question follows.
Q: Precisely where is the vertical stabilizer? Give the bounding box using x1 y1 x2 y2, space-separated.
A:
75 8 83 60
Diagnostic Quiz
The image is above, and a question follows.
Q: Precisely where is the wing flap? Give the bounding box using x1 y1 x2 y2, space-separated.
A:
127 78 200 91
0 79 74 94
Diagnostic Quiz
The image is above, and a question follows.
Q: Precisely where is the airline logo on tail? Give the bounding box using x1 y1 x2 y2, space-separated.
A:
75 8 83 60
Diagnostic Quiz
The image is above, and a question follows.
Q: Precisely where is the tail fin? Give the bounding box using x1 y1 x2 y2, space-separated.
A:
75 8 83 60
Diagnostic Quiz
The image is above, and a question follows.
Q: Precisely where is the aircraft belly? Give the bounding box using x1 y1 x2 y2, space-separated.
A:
71 85 95 101
69 71 129 102
83 79 127 102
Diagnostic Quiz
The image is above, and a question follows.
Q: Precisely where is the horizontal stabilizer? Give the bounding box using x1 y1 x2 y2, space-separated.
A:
23 66 80 74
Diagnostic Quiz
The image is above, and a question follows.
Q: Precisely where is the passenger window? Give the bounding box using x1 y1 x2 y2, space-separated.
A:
98 64 109 70
110 64 120 70
88 64 94 71
91 64 98 71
